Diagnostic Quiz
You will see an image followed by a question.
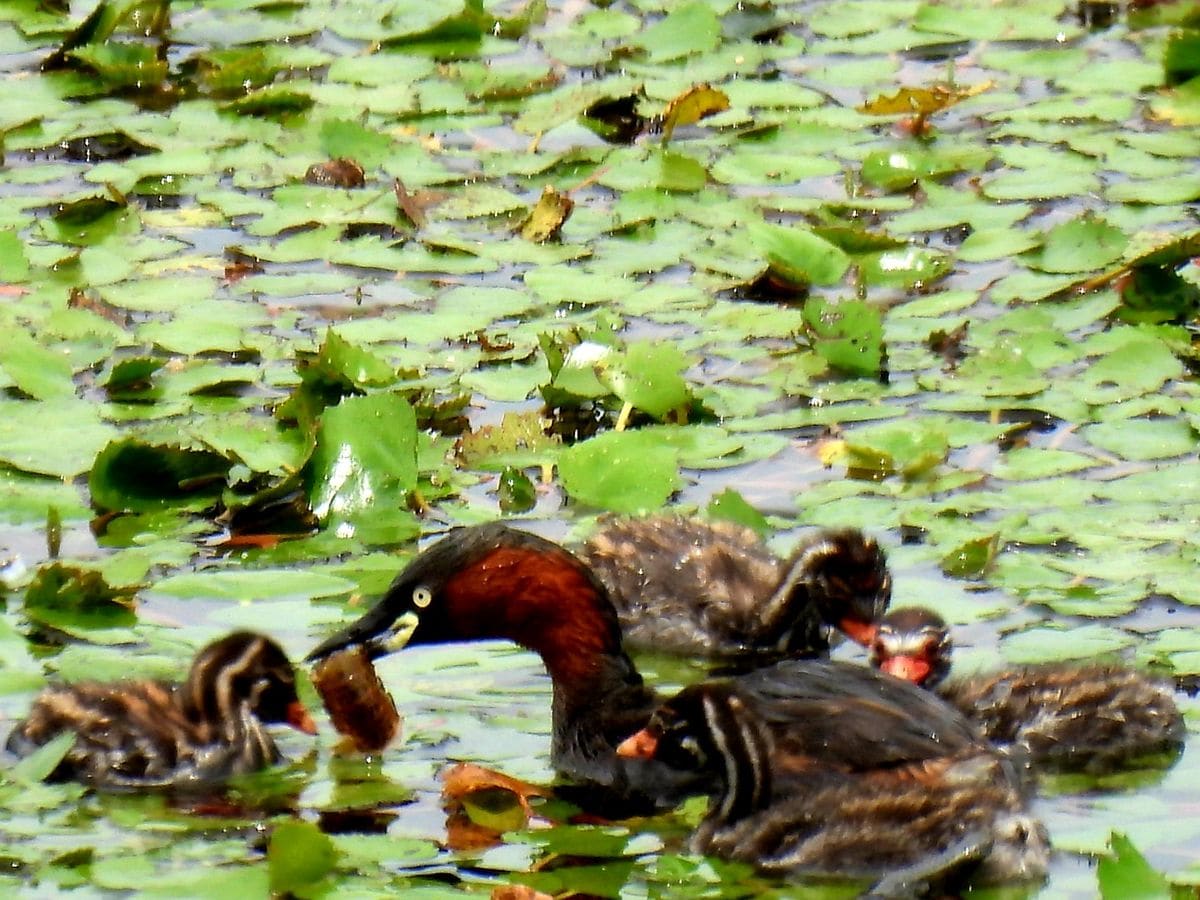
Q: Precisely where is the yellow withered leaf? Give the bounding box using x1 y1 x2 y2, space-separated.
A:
518 185 574 242
661 83 730 144
859 81 992 116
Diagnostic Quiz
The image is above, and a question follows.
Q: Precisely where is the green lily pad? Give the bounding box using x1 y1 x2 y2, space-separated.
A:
750 220 851 287
1026 213 1128 274
1098 833 1171 900
842 421 949 479
0 329 75 401
558 429 680 514
268 820 337 897
803 297 884 377
307 392 418 527
89 438 231 513
24 561 137 634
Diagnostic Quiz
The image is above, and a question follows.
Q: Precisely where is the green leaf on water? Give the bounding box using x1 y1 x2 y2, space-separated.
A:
606 341 692 420
558 430 680 514
24 561 137 634
0 329 75 400
497 466 536 514
706 488 769 536
750 221 851 288
268 820 337 897
152 568 354 601
1097 832 1171 900
629 1 720 63
1026 213 1128 274
803 298 884 378
940 532 1000 579
7 731 75 785
843 421 948 479
68 42 168 90
0 229 30 281
306 392 418 526
89 438 231 513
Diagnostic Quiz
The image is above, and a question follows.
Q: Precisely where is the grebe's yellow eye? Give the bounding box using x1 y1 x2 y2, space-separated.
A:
412 586 433 608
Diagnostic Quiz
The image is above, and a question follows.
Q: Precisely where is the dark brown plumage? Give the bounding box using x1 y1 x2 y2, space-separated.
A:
871 607 1185 773
579 516 891 659
309 524 989 816
617 682 1049 891
8 631 317 789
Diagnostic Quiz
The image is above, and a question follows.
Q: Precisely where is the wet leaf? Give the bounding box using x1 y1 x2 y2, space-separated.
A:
843 422 949 479
605 341 692 421
24 561 137 633
7 732 75 785
630 1 720 63
497 467 536 514
307 392 418 526
750 221 851 288
558 430 680 514
268 820 336 897
1097 832 1170 900
456 411 559 471
940 532 1000 579
803 298 884 378
706 488 769 536
1026 213 1128 274
89 438 231 513
0 329 75 400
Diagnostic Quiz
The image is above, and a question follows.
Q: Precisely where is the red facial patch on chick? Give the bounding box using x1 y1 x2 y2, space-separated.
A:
880 654 933 687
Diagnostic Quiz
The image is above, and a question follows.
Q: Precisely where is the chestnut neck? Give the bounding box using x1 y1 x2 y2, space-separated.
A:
440 543 648 705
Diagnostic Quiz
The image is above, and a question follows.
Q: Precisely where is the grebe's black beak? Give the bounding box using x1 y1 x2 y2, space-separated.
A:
306 603 419 664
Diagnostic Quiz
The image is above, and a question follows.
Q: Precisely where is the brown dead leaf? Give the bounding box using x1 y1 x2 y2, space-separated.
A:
67 287 128 326
305 157 366 188
393 177 429 228
661 83 730 144
859 82 992 117
519 185 574 243
441 763 550 852
441 762 549 812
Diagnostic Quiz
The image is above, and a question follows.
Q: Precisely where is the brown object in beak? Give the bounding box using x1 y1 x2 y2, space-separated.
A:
615 728 659 760
312 645 401 751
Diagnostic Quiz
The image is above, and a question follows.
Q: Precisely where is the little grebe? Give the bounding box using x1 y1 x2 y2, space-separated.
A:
580 516 890 658
8 631 317 789
307 524 1002 809
870 607 1185 773
616 682 1050 890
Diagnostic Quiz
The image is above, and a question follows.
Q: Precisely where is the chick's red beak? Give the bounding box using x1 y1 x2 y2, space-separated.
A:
287 700 319 735
615 728 659 760
839 616 878 647
880 654 933 686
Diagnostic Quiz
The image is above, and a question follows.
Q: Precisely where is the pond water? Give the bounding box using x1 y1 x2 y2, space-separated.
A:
1 0 1199 896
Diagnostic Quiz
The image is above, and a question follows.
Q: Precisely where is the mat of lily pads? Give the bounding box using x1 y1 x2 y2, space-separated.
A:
1 0 1199 896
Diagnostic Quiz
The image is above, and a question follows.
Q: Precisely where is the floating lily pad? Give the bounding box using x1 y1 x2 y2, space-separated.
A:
558 430 680 514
